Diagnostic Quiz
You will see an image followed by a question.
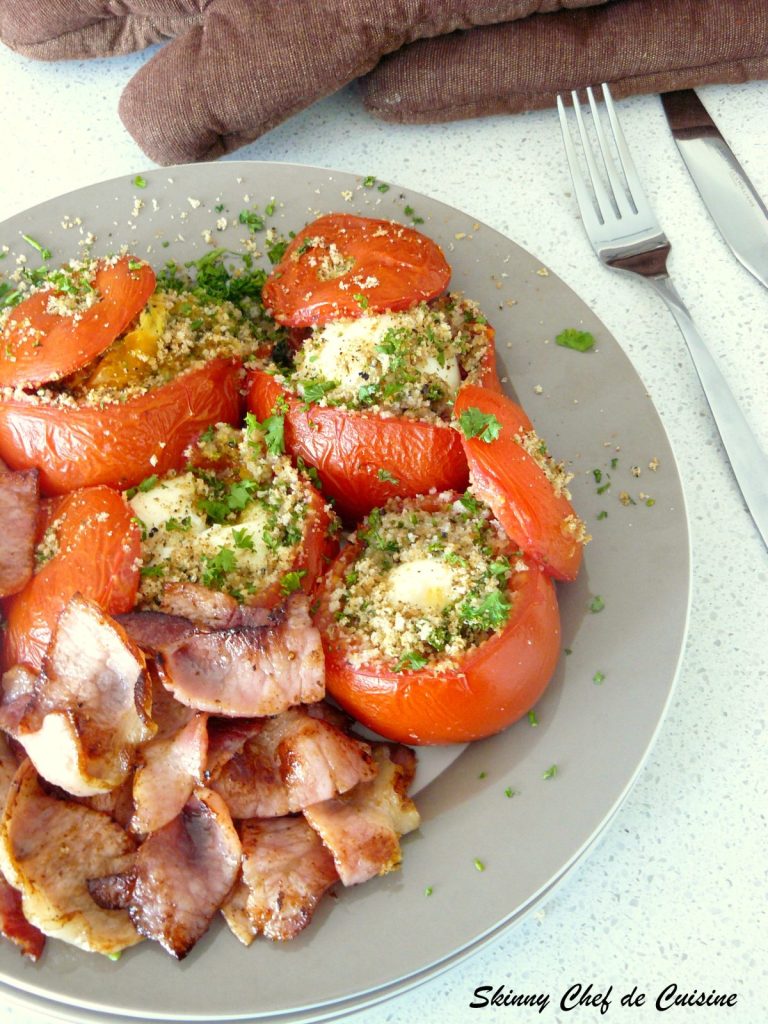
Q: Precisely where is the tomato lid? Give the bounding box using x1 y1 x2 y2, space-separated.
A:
455 384 586 581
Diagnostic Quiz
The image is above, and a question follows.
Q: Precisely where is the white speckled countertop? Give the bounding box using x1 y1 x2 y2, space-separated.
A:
0 41 766 1024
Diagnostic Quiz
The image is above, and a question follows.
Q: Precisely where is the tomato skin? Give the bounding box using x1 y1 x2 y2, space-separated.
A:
246 324 499 522
239 484 339 610
0 357 244 496
314 507 561 745
0 258 156 389
455 385 584 581
247 369 468 522
262 214 451 327
3 486 141 672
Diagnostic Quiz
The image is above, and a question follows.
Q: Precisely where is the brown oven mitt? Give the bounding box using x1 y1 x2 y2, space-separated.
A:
359 0 768 124
1 0 766 167
0 0 610 165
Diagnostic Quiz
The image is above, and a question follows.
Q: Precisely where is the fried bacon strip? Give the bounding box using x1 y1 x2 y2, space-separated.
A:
0 467 39 598
157 582 273 631
0 596 155 796
304 744 421 886
0 761 141 955
208 706 377 819
116 610 199 653
128 787 241 959
222 817 338 945
130 713 208 835
0 733 45 959
155 595 324 717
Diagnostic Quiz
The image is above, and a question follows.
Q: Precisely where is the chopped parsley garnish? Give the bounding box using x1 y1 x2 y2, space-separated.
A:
589 595 605 613
424 885 433 896
488 558 510 579
266 236 290 264
232 528 255 550
299 378 338 404
362 175 376 187
593 671 605 684
542 764 558 780
457 407 502 443
353 292 369 309
377 468 399 484
133 175 147 189
504 787 517 798
555 327 595 352
280 569 307 595
201 547 237 587
394 650 429 672
140 564 165 578
527 710 539 727
459 589 511 631
473 858 486 872
296 456 322 487
0 282 22 309
155 248 269 318
596 510 608 520
197 478 258 524
377 182 390 193
21 234 52 261
357 382 379 405
260 414 285 456
459 493 483 516
126 474 159 499
165 516 192 533
238 209 265 232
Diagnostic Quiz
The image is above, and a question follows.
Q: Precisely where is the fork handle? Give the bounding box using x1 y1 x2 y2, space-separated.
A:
647 275 768 548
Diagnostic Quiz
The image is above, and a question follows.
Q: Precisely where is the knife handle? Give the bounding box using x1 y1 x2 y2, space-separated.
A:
648 274 768 549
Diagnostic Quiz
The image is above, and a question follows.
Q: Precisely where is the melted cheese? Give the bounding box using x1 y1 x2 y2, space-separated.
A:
387 558 458 614
309 311 460 395
129 473 207 538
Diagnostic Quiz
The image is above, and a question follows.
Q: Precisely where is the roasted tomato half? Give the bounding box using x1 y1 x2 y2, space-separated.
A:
126 422 338 617
0 357 244 496
0 257 156 390
248 299 499 521
455 385 587 581
3 486 141 672
0 256 274 494
314 493 560 744
262 213 451 327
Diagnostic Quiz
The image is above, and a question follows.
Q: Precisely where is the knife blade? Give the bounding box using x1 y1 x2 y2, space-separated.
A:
661 89 768 290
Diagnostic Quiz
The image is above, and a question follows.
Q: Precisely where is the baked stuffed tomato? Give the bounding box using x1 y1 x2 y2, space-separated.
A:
314 492 560 745
248 295 501 521
126 420 338 616
455 385 588 581
262 213 451 327
0 251 276 495
3 485 141 672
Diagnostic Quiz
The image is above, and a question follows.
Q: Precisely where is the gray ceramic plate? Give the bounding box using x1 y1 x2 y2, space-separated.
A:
0 162 690 1022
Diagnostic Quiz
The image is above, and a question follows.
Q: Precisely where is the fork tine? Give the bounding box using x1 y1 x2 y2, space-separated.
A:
585 86 637 218
569 89 619 225
556 94 603 232
600 83 645 213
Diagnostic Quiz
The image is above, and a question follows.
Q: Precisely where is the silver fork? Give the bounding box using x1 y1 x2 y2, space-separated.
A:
557 83 768 549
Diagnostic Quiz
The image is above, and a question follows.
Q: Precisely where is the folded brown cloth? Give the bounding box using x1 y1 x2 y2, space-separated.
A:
360 0 768 123
0 0 765 166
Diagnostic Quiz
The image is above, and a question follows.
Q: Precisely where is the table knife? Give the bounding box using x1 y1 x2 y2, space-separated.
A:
661 89 768 290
